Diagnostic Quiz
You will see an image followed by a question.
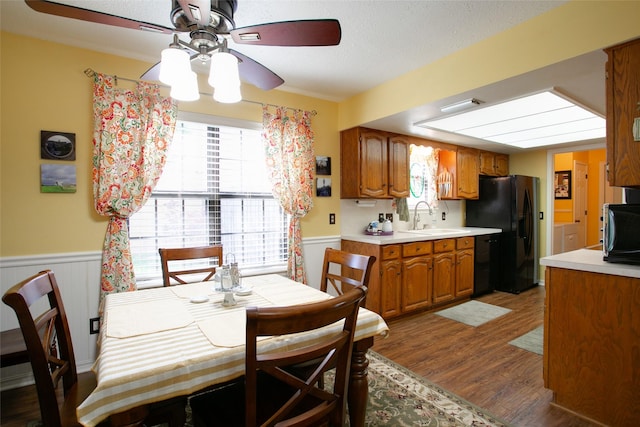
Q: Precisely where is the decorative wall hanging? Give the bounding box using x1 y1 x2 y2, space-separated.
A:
554 170 571 199
316 177 332 197
40 164 76 193
40 130 76 160
315 156 331 175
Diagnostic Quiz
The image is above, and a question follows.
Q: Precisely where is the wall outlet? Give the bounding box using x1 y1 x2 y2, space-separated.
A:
442 212 446 221
329 213 335 224
385 213 393 222
89 317 100 334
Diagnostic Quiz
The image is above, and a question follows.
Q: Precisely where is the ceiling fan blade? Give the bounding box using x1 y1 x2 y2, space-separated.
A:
229 49 284 90
176 0 211 27
230 19 341 46
140 62 162 81
25 0 175 34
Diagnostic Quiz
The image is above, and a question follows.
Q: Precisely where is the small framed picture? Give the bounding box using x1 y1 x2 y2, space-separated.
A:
41 164 77 193
41 130 76 161
315 156 331 176
316 177 332 197
554 170 571 199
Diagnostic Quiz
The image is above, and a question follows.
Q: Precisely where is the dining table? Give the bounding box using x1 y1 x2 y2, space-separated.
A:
76 274 389 427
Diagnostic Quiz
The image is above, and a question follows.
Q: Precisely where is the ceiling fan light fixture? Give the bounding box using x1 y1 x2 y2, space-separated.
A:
159 47 192 86
213 85 242 104
170 71 200 102
208 51 241 89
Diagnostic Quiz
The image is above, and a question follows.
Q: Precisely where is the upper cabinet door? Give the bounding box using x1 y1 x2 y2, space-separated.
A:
359 130 389 197
457 148 479 199
388 135 410 198
605 38 640 187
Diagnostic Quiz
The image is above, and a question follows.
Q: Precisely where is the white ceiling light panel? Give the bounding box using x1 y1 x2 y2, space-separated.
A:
415 90 605 149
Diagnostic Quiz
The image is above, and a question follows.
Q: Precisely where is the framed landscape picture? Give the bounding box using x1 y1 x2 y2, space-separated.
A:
554 170 571 199
41 164 77 193
315 156 331 176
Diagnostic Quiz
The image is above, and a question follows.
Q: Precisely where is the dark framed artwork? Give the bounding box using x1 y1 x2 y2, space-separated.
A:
41 164 77 193
316 177 332 197
41 130 76 161
315 156 331 176
554 170 571 199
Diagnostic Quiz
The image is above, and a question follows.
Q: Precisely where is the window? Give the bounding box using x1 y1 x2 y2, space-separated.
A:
129 112 289 285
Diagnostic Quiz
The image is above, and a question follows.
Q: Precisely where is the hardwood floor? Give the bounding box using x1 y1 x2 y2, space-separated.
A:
1 286 598 426
372 285 599 427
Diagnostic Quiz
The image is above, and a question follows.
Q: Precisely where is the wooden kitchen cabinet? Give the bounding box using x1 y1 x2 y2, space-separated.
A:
479 151 509 176
340 127 410 198
544 266 640 425
454 237 474 297
401 241 433 312
342 237 471 319
605 38 640 187
437 148 479 200
432 239 455 304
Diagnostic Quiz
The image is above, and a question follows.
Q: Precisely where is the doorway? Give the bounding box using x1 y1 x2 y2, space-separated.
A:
547 144 622 255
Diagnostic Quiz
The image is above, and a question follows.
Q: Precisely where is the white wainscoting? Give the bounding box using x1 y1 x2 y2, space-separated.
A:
0 236 341 391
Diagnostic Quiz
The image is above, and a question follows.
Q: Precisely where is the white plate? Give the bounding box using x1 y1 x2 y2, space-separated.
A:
234 287 252 296
190 295 209 303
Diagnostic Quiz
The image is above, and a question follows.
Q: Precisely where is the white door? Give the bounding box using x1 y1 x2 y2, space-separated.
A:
573 161 588 248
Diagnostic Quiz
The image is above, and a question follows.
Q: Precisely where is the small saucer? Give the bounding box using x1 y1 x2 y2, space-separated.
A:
234 287 252 296
190 295 209 303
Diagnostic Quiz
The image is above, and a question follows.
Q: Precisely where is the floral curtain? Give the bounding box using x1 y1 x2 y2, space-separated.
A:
262 106 315 284
92 73 177 301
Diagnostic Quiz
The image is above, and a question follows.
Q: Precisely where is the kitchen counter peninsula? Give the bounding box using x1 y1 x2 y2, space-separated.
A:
341 227 500 319
540 249 640 426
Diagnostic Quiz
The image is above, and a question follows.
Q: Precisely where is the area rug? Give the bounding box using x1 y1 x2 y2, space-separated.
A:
434 300 512 327
509 325 543 355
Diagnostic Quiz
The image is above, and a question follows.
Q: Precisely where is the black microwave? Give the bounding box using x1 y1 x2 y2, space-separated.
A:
603 203 640 265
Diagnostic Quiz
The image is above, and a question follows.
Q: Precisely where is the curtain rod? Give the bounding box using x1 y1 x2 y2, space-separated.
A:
83 68 317 116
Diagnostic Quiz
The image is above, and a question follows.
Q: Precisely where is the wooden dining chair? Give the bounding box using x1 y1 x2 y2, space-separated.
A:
158 245 223 286
320 247 376 296
189 286 367 427
2 270 187 427
1 270 104 427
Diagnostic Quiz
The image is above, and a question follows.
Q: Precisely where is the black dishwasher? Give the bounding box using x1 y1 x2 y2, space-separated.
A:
473 233 501 297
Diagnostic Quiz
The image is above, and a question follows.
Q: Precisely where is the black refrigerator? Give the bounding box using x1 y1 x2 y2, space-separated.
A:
466 175 539 294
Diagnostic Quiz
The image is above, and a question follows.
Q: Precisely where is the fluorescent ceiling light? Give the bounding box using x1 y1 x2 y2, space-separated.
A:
415 90 605 149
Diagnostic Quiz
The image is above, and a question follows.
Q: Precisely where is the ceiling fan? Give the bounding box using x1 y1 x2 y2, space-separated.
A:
24 0 342 92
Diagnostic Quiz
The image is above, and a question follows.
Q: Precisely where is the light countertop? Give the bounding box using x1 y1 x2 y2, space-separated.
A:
341 227 502 245
540 249 640 279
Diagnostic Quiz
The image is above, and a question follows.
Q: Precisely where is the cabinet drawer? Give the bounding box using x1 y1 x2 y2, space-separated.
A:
402 241 433 257
456 236 475 250
381 245 401 260
433 239 455 253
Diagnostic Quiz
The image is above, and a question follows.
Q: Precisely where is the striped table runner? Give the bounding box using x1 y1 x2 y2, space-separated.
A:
77 275 389 427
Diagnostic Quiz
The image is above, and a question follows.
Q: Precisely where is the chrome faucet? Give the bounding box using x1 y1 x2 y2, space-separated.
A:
412 200 432 230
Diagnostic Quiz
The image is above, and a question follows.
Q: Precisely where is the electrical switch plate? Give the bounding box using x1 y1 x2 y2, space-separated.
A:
539 212 544 220
329 213 335 224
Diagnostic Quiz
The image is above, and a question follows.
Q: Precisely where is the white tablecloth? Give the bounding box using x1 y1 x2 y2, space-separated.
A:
77 275 389 427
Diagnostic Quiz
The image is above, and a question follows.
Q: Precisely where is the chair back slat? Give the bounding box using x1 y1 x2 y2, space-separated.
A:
320 248 376 296
159 245 223 286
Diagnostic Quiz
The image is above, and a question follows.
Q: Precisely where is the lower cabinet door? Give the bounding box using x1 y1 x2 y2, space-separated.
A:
380 259 402 318
433 252 455 304
402 255 432 312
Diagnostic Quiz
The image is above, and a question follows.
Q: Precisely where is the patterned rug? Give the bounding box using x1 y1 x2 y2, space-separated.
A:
331 351 511 426
509 325 543 355
434 300 512 327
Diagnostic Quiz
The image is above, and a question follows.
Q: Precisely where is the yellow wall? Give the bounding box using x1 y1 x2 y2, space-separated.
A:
508 150 548 280
3 0 640 259
0 32 340 256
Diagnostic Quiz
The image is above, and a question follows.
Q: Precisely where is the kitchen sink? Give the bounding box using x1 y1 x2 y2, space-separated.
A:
399 228 470 236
